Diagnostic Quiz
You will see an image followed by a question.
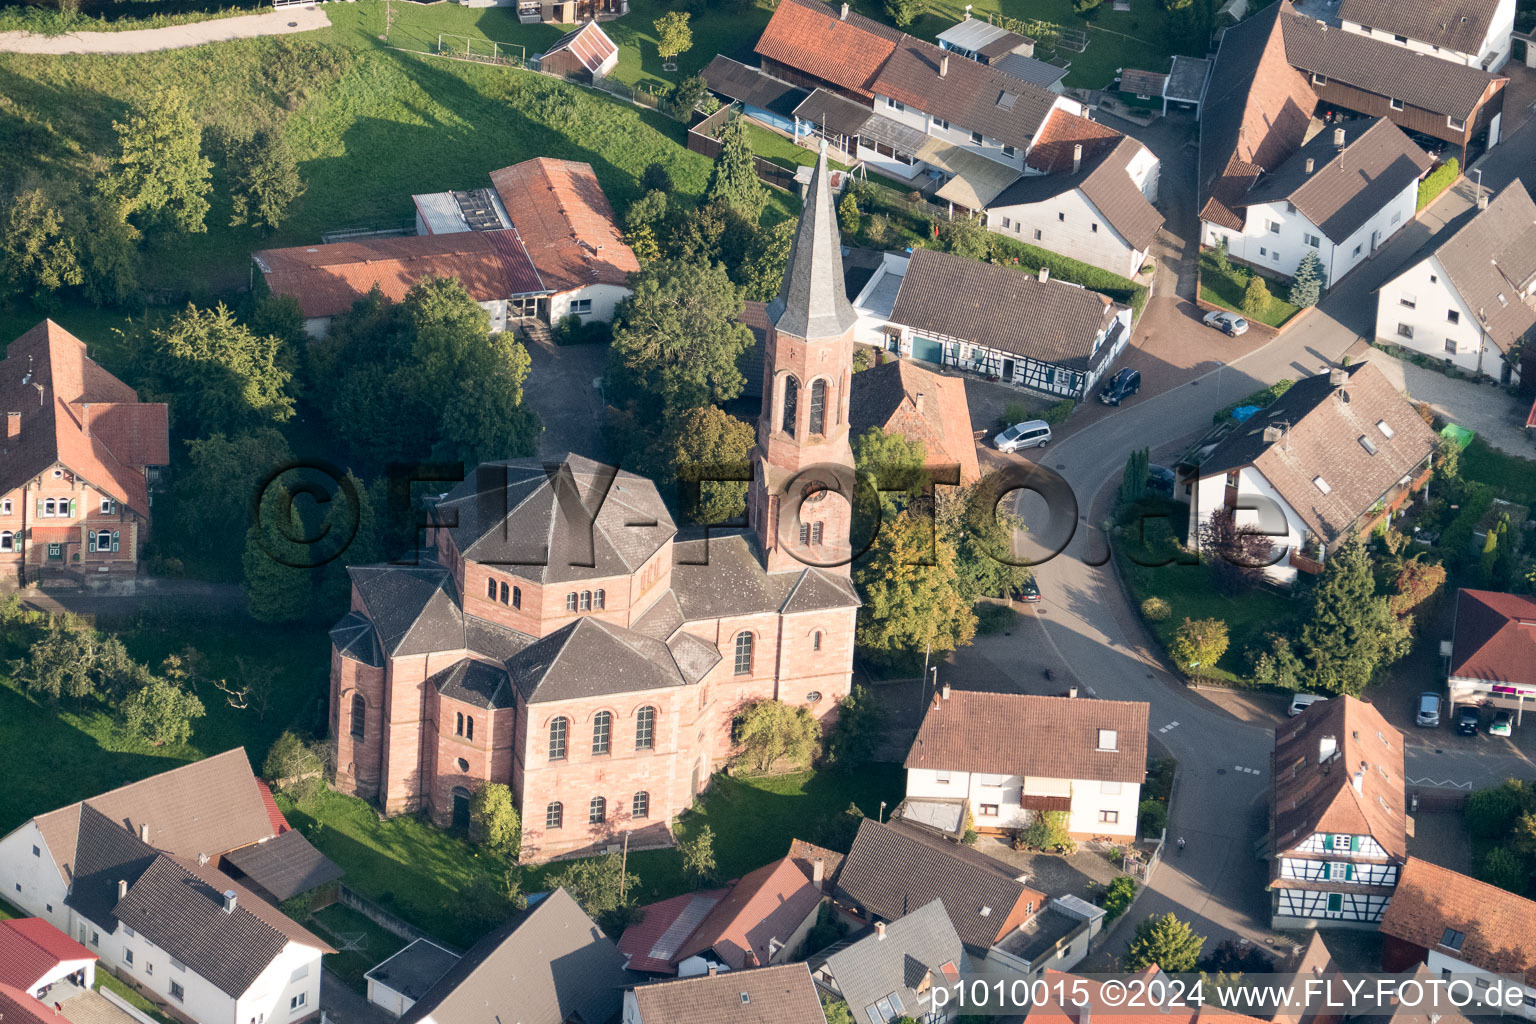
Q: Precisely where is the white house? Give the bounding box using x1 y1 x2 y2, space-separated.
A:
1182 362 1437 585
903 686 1147 842
1379 859 1536 1018
985 111 1163 278
1201 118 1432 288
0 750 337 1024
1335 0 1516 70
1374 181 1536 383
1270 697 1405 929
1445 588 1536 722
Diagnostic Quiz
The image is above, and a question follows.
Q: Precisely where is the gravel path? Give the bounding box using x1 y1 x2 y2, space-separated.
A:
0 7 330 54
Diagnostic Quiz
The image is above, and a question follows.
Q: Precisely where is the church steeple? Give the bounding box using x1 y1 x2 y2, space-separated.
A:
748 143 857 576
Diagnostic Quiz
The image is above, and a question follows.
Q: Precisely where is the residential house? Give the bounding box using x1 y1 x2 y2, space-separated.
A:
0 320 169 586
624 963 827 1024
1026 967 1273 1024
1182 362 1437 583
1378 858 1536 1018
881 248 1133 400
754 0 905 103
618 855 824 976
1363 964 1477 1024
1203 118 1432 286
254 158 638 337
836 819 1104 978
514 0 626 25
329 147 862 861
0 750 339 1024
702 55 814 139
902 686 1148 841
788 838 844 897
0 918 96 997
1264 932 1345 1024
808 898 965 1024
986 110 1163 278
0 986 63 1024
1446 588 1536 721
400 889 640 1024
1333 0 1517 71
1268 696 1406 928
848 358 982 485
364 939 460 1019
1374 181 1536 382
536 21 619 81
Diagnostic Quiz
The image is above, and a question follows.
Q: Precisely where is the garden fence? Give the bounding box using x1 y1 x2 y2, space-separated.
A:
336 883 459 951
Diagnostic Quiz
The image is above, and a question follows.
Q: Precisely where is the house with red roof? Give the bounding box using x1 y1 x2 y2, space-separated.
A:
0 321 168 586
1447 588 1536 722
0 918 96 997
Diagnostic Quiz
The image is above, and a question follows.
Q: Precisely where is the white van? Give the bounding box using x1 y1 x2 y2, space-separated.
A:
994 419 1053 453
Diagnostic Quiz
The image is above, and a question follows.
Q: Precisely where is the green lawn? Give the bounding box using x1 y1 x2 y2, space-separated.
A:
279 764 902 949
0 897 20 920
1199 251 1305 328
1460 438 1536 506
306 903 408 991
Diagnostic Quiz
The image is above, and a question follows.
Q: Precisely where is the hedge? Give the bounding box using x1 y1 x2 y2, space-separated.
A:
1417 158 1459 211
986 233 1150 320
1212 379 1294 424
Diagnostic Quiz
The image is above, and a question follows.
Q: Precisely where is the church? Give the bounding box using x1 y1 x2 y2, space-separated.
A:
327 145 863 863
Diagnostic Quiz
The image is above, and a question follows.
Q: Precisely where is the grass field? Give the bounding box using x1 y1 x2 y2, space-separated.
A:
306 903 408 990
1198 251 1305 328
1461 438 1536 507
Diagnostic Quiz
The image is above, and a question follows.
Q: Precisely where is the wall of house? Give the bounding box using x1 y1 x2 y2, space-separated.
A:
1447 673 1536 713
332 636 386 801
0 469 143 581
0 822 70 932
905 769 1139 839
1305 76 1499 148
107 926 320 1024
1064 780 1140 839
873 94 1030 173
1322 180 1419 285
551 283 630 325
1338 0 1516 70
1271 831 1397 928
233 943 324 1024
1374 254 1501 376
1190 466 1312 586
425 688 518 828
1423 949 1536 1020
367 977 413 1018
986 187 1147 278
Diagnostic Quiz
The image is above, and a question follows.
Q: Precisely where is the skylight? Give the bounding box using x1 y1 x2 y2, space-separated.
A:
1098 728 1119 751
1358 434 1378 455
997 91 1017 109
1440 928 1465 951
1377 420 1395 438
1314 476 1332 494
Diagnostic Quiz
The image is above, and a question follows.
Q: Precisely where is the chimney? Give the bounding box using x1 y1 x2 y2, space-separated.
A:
1329 367 1348 387
197 852 210 866
745 949 759 967
116 879 127 901
222 890 238 914
138 822 149 844
1305 157 1315 174
707 963 719 976
1333 127 1346 148
6 411 18 440
1072 143 1083 173
940 55 949 77
1351 770 1364 794
839 2 848 18
812 857 825 886
1263 424 1284 444
875 921 887 940
82 403 90 438
1037 266 1050 284
914 392 926 413
964 3 973 18
941 683 951 700
1319 734 1338 762
1068 684 1079 698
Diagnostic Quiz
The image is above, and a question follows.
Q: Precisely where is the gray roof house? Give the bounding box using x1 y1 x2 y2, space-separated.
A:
808 899 965 1024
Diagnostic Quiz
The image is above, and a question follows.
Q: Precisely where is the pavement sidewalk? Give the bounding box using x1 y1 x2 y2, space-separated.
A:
0 7 330 54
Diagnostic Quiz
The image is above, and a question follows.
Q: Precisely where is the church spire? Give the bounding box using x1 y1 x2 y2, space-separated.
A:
767 142 858 340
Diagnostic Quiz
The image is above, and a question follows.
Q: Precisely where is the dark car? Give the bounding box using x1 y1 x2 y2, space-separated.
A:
1011 578 1041 603
1146 464 1176 496
1099 368 1142 406
1454 705 1481 736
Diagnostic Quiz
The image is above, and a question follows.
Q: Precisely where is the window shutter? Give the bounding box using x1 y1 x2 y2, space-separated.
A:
87 532 96 553
37 499 43 517
69 499 76 517
112 531 120 553
1345 863 1355 881
1350 836 1360 851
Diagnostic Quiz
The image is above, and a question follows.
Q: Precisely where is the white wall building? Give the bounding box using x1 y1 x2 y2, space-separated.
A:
1336 0 1516 70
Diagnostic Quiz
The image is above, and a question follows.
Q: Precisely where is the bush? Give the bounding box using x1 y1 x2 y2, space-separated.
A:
1020 811 1074 851
1102 876 1137 921
1138 798 1168 838
1466 781 1527 840
1141 597 1171 622
1241 275 1272 317
554 314 611 346
1477 847 1530 895
1417 158 1459 211
1042 399 1075 425
985 232 1149 318
1213 380 1293 424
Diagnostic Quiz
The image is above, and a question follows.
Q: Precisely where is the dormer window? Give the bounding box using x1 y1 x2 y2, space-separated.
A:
1097 729 1118 751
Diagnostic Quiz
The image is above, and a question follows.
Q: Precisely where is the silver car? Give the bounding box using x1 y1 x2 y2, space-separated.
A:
1203 310 1250 336
994 420 1052 453
1416 692 1441 728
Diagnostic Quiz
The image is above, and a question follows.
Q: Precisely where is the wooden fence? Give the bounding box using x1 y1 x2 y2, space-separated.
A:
686 104 802 193
337 883 460 952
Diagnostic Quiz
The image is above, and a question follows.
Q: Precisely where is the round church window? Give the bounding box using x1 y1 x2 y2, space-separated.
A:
457 757 470 772
806 691 823 704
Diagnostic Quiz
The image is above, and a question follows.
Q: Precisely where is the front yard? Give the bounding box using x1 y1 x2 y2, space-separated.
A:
1198 251 1305 328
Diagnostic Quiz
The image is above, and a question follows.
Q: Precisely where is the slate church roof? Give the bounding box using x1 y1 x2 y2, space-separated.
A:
769 143 859 340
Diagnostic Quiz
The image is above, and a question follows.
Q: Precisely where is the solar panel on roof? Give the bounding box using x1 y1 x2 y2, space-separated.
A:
453 189 505 232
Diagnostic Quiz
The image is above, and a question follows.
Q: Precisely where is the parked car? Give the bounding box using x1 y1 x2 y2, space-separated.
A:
994 420 1052 453
1454 705 1480 736
1288 693 1327 717
1415 692 1441 728
1011 578 1041 603
1099 368 1142 406
1146 464 1176 496
1203 310 1249 336
1489 710 1513 736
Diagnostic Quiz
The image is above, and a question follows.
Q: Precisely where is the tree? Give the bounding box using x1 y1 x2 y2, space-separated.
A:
706 115 768 226
1020 810 1072 850
822 997 856 1024
737 218 795 302
1465 780 1533 840
171 429 293 578
469 783 522 860
734 699 820 773
0 186 83 306
884 0 927 28
854 508 976 666
1201 938 1275 974
1296 541 1411 695
11 620 136 703
1125 912 1206 973
1288 250 1323 307
1138 798 1168 837
131 303 295 435
654 10 693 63
242 482 313 623
663 73 708 120
664 405 755 526
938 215 989 259
641 162 675 193
680 825 718 886
78 188 142 307
1390 557 1447 618
625 189 670 234
1249 633 1305 691
112 86 213 233
1200 506 1275 595
548 853 635 921
825 685 886 771
1213 236 1231 274
263 730 327 796
938 479 1033 607
1119 448 1150 505
433 336 540 467
1102 876 1137 921
838 191 861 236
227 126 307 231
1170 617 1228 681
1241 275 1272 318
120 676 206 747
1478 847 1530 895
316 471 387 614
607 260 753 416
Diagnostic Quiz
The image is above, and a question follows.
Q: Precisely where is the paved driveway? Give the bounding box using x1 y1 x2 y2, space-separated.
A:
0 8 329 53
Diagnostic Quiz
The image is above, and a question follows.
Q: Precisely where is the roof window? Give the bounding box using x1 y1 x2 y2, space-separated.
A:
1359 435 1378 455
1314 476 1332 494
1097 729 1118 751
1377 420 1395 438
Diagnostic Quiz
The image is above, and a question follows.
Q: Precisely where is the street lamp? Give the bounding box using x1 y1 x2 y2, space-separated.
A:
1473 167 1484 205
878 801 887 823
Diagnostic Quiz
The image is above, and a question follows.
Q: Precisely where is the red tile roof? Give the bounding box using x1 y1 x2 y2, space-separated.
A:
1 321 168 515
0 985 54 1024
618 889 729 974
675 856 823 970
1024 110 1124 174
253 231 545 320
1029 969 1272 1024
0 919 96 989
849 359 982 484
629 963 827 1024
1378 858 1536 985
257 781 290 836
489 158 640 293
542 21 618 74
1448 588 1536 686
1120 69 1168 97
755 0 903 99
